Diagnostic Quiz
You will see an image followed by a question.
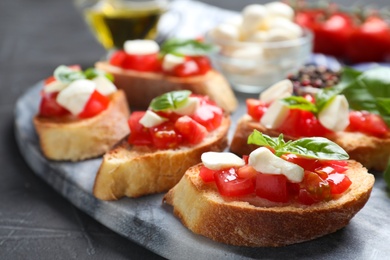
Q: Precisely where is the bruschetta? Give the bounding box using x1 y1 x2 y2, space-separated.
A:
230 79 390 171
33 65 130 161
164 132 375 247
95 39 238 113
93 90 230 200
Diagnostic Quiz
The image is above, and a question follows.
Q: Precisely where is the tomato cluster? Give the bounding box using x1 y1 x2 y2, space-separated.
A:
199 152 351 205
247 98 389 138
295 7 390 63
39 70 110 119
109 51 212 77
127 96 223 149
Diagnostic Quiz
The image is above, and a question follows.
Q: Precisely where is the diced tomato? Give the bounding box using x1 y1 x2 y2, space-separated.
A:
320 160 348 173
277 109 332 137
237 165 258 180
327 173 352 195
110 50 160 72
347 110 388 138
255 173 288 203
78 90 110 118
199 166 215 182
287 182 300 197
281 154 321 172
246 99 268 121
150 122 182 149
303 170 331 201
39 91 70 117
298 189 317 205
171 60 199 77
127 111 153 146
191 99 223 131
191 56 211 75
44 76 56 86
214 168 255 197
242 155 249 164
174 115 208 145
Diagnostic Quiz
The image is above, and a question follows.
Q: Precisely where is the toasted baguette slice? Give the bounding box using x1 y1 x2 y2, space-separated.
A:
95 61 238 113
164 161 374 247
230 115 390 172
93 116 230 200
33 90 130 161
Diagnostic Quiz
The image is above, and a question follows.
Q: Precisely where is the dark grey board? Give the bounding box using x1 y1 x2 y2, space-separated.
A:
14 82 390 260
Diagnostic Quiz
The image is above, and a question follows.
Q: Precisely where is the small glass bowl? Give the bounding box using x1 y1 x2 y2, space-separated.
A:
205 29 313 94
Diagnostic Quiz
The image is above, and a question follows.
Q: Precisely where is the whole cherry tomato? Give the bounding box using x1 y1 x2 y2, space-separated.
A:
295 10 355 57
346 16 390 63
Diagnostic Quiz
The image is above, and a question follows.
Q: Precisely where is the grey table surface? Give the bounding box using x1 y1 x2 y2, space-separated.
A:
1 0 390 259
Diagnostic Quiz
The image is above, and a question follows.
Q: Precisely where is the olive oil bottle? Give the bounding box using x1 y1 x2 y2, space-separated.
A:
83 0 168 49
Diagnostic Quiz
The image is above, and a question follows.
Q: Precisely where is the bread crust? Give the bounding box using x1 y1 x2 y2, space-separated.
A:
93 116 230 200
95 61 238 113
230 115 390 172
33 90 130 161
163 161 374 247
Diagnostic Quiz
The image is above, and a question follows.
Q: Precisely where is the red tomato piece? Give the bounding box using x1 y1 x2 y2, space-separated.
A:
39 91 70 117
127 111 153 146
246 99 268 121
281 154 321 172
191 98 223 131
327 173 352 195
320 160 348 173
191 56 211 75
78 90 110 118
199 166 215 182
214 168 255 197
150 122 182 149
255 173 288 203
346 17 390 63
237 165 258 180
347 111 388 137
295 10 355 58
298 189 317 205
172 60 200 77
174 115 208 145
110 50 160 72
44 76 56 86
303 170 331 201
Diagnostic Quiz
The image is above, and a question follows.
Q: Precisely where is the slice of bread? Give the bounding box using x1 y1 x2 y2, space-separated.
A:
95 61 238 113
163 161 374 247
33 90 130 161
93 116 230 200
230 115 390 172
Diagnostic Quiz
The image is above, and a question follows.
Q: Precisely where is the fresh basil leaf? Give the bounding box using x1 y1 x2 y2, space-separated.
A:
150 90 191 111
377 98 390 126
247 131 349 160
335 66 390 127
84 68 114 82
281 96 318 114
315 87 341 112
160 39 218 56
247 130 280 148
54 65 85 83
280 137 349 160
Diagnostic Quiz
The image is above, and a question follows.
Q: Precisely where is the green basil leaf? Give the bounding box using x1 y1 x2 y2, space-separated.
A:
281 96 318 114
335 66 390 127
150 90 191 111
377 98 390 126
84 68 114 82
279 137 350 160
160 39 218 56
315 87 341 112
247 130 280 148
54 65 85 83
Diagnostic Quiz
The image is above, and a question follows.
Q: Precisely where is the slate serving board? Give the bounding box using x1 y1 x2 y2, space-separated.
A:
14 81 390 260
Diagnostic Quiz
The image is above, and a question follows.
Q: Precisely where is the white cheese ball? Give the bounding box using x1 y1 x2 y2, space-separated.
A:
264 1 295 21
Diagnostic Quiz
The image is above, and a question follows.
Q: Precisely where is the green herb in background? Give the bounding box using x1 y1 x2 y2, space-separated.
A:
160 39 218 57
